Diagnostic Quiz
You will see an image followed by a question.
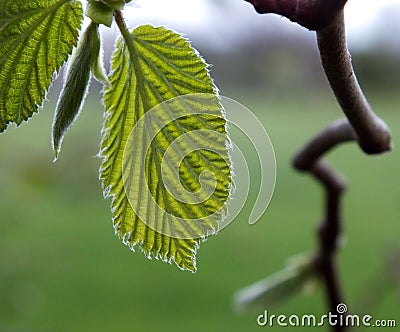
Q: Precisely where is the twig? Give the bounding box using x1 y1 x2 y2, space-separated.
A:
244 1 393 331
294 120 354 332
244 0 347 30
312 160 345 321
293 119 355 171
317 12 392 154
244 0 392 154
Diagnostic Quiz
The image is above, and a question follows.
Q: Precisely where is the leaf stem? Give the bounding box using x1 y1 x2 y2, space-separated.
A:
114 10 149 113
114 10 136 59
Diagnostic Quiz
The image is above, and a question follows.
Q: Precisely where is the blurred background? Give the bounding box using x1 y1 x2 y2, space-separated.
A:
0 0 399 331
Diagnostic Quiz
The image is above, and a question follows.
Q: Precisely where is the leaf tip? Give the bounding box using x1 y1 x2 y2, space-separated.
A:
52 140 60 162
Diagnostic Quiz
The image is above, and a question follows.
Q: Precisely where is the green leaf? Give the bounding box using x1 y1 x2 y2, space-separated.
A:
90 23 109 85
100 25 232 272
233 254 317 312
52 22 99 159
0 0 83 132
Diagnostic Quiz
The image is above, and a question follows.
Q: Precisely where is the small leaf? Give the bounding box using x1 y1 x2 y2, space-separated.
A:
86 1 114 27
233 254 316 312
52 22 99 158
90 24 110 85
100 25 232 272
0 0 83 132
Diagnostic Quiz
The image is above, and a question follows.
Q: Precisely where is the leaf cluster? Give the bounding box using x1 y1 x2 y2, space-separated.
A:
0 0 232 272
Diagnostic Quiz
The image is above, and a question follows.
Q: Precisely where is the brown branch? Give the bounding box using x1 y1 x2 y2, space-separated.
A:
244 0 347 30
245 0 392 154
311 161 345 317
244 2 393 327
293 120 355 332
317 12 392 154
293 119 355 171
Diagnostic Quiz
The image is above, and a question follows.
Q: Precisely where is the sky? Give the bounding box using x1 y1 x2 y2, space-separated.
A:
125 0 399 27
119 0 400 51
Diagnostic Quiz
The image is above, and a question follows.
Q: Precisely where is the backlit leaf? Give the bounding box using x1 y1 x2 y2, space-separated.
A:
0 0 83 132
100 25 232 272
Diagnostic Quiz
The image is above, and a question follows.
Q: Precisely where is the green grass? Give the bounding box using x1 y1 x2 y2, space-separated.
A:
0 88 398 331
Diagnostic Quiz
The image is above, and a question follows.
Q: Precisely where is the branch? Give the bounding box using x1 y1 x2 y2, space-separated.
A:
244 1 393 329
293 119 355 171
311 160 345 317
317 12 392 154
245 1 392 154
293 120 355 332
244 0 347 31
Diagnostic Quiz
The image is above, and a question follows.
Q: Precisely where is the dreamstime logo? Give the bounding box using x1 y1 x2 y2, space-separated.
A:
336 303 348 314
257 303 397 328
122 93 276 239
